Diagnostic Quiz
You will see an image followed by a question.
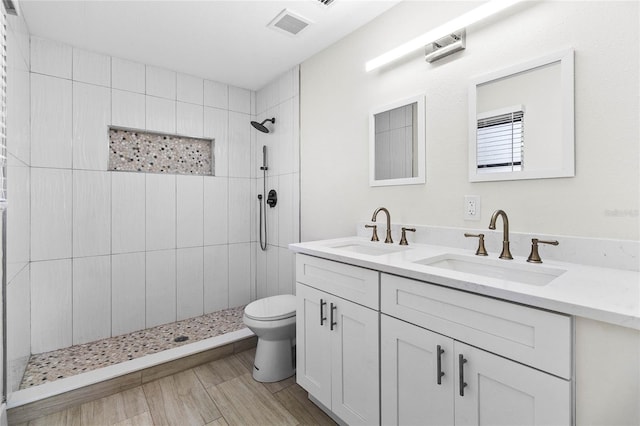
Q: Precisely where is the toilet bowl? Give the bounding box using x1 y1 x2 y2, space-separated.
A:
243 294 296 382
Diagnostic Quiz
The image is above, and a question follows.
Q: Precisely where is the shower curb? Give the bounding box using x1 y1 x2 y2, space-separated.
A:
6 330 256 425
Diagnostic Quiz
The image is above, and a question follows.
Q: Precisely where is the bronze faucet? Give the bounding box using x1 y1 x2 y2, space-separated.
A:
488 209 513 259
371 207 393 243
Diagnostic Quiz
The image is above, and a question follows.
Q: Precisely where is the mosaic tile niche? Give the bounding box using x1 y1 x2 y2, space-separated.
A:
108 128 214 175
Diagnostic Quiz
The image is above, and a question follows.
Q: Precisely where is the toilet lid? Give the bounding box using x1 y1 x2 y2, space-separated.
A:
244 294 296 321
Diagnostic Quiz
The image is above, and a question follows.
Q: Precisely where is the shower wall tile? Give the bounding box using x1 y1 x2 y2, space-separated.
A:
277 173 294 246
177 73 203 105
112 89 145 129
228 178 251 243
278 99 295 175
72 48 111 87
31 168 72 261
228 243 251 308
177 247 204 320
112 252 146 336
177 102 204 138
278 247 294 295
249 176 257 242
73 82 111 170
250 242 257 301
7 266 30 364
204 245 229 313
73 170 111 257
204 177 228 246
73 256 111 345
30 36 72 79
7 165 30 267
228 111 251 178
31 259 72 353
229 86 251 114
293 97 300 174
204 80 228 109
6 49 30 165
112 172 146 254
204 106 228 177
146 96 176 134
177 175 204 248
264 245 279 297
146 249 177 327
292 172 300 243
7 14 30 69
255 242 267 299
146 173 176 251
31 74 72 168
266 175 279 247
278 68 295 106
146 66 176 100
112 57 145 94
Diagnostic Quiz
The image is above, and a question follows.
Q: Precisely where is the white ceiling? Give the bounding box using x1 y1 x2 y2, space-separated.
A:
18 0 401 91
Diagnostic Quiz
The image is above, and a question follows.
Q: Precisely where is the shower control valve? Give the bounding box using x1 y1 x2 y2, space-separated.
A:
266 189 278 208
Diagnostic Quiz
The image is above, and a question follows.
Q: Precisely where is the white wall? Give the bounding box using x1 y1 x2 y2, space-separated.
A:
25 36 257 354
254 68 301 299
300 1 639 242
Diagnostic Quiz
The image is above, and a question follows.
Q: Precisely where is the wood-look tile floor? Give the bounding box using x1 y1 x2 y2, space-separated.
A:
16 348 336 426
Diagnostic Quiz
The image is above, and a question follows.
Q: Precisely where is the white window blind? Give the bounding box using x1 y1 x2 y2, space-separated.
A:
476 109 523 173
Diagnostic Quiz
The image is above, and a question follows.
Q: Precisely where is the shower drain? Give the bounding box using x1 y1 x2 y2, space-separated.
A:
174 335 189 343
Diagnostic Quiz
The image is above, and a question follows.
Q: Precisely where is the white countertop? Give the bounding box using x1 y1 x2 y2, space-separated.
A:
290 237 640 331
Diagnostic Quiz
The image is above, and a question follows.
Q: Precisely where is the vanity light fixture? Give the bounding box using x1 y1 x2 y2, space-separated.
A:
365 0 522 72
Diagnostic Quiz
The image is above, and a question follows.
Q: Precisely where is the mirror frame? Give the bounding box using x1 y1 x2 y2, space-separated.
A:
468 48 575 182
369 94 426 187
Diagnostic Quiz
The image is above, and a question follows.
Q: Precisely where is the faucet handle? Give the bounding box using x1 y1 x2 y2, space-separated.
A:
527 238 559 263
464 233 488 256
365 224 379 242
399 227 416 246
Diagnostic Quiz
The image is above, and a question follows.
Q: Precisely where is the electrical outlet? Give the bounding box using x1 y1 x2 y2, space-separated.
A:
464 195 481 220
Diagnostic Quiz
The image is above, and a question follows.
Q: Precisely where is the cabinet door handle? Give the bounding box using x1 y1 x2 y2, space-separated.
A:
459 354 468 397
436 345 445 385
330 303 337 331
320 299 327 326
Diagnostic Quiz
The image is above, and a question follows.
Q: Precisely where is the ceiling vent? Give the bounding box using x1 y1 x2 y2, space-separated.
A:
268 9 312 36
317 0 335 6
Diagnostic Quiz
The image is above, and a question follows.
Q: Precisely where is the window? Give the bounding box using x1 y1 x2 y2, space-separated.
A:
476 107 524 173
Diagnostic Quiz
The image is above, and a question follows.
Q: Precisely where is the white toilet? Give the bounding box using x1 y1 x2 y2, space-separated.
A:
243 294 297 382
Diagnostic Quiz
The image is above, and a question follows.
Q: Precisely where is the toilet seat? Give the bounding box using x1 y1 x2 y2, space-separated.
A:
244 294 296 321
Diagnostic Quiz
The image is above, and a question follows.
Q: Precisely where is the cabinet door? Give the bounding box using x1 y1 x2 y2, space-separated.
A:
454 341 571 426
296 283 332 408
381 315 455 426
331 297 380 426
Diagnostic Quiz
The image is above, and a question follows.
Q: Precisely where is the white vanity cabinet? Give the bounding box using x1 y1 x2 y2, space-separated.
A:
295 255 380 426
381 273 572 426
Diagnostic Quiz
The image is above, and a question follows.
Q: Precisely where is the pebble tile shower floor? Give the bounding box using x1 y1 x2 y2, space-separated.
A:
20 306 246 389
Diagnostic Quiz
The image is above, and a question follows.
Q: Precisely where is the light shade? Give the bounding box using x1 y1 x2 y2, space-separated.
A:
365 0 522 72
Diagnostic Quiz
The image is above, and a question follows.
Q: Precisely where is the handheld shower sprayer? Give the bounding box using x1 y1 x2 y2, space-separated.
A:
258 145 276 251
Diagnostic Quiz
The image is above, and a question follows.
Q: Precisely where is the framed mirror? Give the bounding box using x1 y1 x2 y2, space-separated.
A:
468 48 574 182
370 94 426 186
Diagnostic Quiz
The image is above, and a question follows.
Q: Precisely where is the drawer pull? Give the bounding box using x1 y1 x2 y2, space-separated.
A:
459 354 468 397
437 345 445 385
320 299 327 326
330 303 337 330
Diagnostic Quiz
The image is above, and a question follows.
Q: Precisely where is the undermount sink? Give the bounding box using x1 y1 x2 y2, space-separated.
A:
414 253 566 286
331 241 409 256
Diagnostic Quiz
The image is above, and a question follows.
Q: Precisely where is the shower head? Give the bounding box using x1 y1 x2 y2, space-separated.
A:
251 118 276 134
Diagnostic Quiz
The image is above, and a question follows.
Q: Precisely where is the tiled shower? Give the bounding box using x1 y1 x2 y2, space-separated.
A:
5 11 300 393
